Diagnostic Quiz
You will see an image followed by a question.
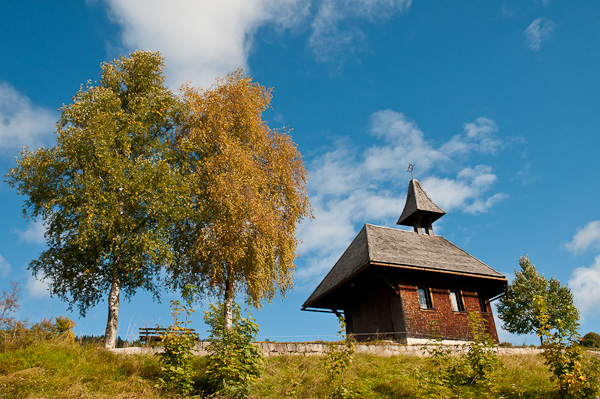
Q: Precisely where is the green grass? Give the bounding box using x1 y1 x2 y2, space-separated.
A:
252 353 558 399
0 338 568 398
0 339 165 398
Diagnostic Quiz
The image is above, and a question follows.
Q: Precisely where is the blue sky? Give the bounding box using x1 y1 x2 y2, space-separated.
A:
1 0 600 345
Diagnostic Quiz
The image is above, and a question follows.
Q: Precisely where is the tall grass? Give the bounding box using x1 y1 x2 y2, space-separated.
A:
0 337 570 398
252 353 557 399
0 338 165 398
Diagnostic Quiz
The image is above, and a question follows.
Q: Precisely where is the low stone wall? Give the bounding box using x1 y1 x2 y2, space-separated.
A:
110 341 544 357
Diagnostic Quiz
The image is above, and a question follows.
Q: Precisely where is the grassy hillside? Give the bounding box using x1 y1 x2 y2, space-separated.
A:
0 337 563 399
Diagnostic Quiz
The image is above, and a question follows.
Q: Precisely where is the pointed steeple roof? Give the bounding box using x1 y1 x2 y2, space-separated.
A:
397 179 445 228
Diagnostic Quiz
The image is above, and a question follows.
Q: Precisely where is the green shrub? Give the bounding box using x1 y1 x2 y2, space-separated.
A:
535 296 600 398
203 301 264 398
54 316 76 341
420 313 501 398
156 286 198 396
325 316 357 398
418 321 454 398
1 315 76 352
581 332 600 349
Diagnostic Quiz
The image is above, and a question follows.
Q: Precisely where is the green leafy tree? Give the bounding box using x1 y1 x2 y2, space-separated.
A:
497 255 579 344
6 51 184 348
169 70 311 328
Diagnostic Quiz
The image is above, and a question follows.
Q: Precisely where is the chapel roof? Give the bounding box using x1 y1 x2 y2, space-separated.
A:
303 223 505 308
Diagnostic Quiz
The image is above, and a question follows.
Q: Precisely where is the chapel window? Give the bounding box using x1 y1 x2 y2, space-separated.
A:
418 287 433 309
449 290 465 312
478 294 488 313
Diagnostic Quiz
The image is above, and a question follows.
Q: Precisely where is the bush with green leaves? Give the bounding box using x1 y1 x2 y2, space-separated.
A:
420 313 502 398
1 283 78 351
204 301 264 398
325 316 357 398
454 313 502 396
419 321 454 398
581 332 600 349
54 316 76 341
156 287 198 396
534 296 600 398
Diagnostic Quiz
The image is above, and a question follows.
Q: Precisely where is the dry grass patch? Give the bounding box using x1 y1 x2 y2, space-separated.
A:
0 339 167 399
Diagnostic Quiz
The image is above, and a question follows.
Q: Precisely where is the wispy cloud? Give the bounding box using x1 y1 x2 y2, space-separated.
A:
104 0 412 87
442 117 502 156
309 0 412 63
569 255 600 320
0 254 10 279
524 18 555 52
296 110 507 283
0 82 55 153
564 221 600 319
26 275 50 299
16 220 46 245
422 166 508 214
564 220 600 253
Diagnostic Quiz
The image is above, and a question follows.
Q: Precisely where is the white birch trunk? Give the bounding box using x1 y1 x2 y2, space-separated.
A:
104 266 121 349
224 278 233 331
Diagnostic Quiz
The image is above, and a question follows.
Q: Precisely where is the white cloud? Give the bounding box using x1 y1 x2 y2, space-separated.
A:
26 275 50 299
0 254 10 279
569 255 600 320
365 110 447 178
564 220 600 253
106 0 309 88
524 18 555 52
422 165 507 214
105 0 412 87
296 110 506 283
16 220 46 245
0 82 55 153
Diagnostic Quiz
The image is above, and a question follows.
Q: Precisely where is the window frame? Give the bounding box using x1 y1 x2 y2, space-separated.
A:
449 290 465 312
478 294 488 313
417 287 433 310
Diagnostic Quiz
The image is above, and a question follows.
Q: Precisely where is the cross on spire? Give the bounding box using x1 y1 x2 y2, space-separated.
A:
408 163 414 180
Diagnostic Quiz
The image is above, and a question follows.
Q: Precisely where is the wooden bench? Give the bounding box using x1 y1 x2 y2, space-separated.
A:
138 327 198 343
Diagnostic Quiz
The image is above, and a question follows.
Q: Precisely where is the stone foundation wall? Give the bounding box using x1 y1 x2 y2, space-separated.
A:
111 341 543 357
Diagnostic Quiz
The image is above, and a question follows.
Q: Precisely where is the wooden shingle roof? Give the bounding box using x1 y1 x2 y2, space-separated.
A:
303 224 505 308
397 179 446 226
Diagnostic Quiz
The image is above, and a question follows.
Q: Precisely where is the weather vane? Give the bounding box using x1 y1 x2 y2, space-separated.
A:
408 163 414 179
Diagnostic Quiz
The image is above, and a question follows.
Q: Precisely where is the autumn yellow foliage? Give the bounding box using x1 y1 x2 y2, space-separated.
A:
170 70 311 312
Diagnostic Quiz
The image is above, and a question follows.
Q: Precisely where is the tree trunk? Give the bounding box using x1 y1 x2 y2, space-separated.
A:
104 265 121 349
223 277 234 331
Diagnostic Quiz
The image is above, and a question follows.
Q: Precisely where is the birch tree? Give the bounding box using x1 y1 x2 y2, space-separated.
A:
7 51 183 348
170 70 310 329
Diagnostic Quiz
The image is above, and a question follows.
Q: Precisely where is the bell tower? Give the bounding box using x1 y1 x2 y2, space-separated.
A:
397 179 445 236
